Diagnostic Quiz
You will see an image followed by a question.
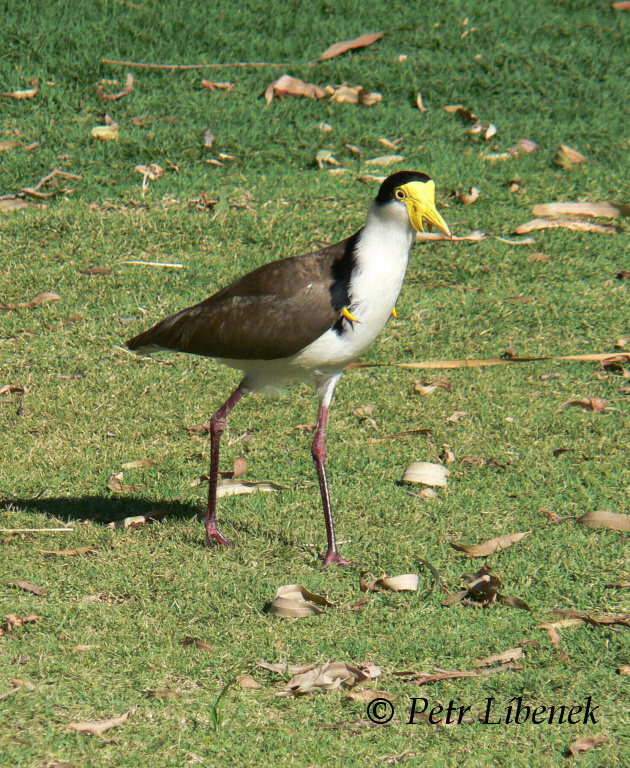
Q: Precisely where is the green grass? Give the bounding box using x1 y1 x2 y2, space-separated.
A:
1 1 629 766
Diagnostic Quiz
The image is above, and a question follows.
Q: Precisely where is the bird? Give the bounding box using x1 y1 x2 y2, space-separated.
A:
126 171 451 566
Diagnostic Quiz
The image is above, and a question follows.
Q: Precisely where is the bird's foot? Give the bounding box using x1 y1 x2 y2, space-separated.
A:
205 527 233 548
321 550 352 568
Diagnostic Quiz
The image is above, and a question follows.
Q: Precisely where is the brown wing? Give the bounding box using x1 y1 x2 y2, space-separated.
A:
126 235 357 360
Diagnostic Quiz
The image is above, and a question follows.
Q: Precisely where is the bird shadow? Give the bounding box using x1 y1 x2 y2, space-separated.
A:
0 494 199 527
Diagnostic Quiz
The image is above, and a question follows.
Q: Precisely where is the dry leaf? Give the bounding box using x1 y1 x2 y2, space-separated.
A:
617 665 630 675
456 186 480 205
1 614 41 636
450 531 530 558
533 201 630 218
134 164 164 181
265 74 325 105
315 149 340 169
143 688 179 699
378 137 404 149
328 84 382 106
0 194 31 212
416 92 427 111
443 105 477 122
516 218 623 235
79 266 112 276
69 644 101 652
314 32 383 62
236 674 262 689
96 73 134 101
568 735 608 757
277 662 368 696
0 291 61 310
203 129 215 148
107 472 145 493
269 584 333 618
106 509 167 530
364 155 404 167
556 397 606 413
446 410 468 423
483 152 512 162
7 580 47 596
509 138 539 154
212 478 286 497
35 547 96 556
1 78 40 100
555 144 586 168
577 510 630 531
67 711 130 736
0 140 21 151
473 647 523 667
202 79 236 91
346 689 395 703
0 385 26 396
360 573 419 592
122 459 158 469
402 462 449 487
91 121 119 141
181 636 213 651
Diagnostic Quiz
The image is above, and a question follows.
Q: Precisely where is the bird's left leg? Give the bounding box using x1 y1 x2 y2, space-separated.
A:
312 374 350 567
205 380 247 547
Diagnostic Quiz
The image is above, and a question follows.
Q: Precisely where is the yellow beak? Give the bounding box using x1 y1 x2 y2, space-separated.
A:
399 180 451 237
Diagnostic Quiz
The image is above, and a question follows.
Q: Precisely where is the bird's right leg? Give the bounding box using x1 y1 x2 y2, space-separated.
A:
205 380 247 547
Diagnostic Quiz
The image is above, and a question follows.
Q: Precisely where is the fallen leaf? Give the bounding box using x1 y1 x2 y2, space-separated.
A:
1 78 40 100
328 84 381 106
378 137 404 149
416 229 486 243
483 152 512 162
346 690 395 703
69 644 101 652
617 665 630 675
0 194 31 211
35 547 96 556
181 636 214 651
269 584 333 618
7 580 47 596
197 478 287 497
106 509 167 530
134 163 164 181
236 675 262 689
556 397 606 413
202 80 236 91
79 266 112 276
360 573 419 592
555 144 586 168
442 564 503 607
0 292 61 310
122 459 158 469
533 201 630 218
516 218 622 235
277 662 368 696
364 155 404 167
530 251 550 263
401 462 450 487
218 457 248 479
91 122 119 141
509 138 539 154
96 73 134 101
143 688 179 699
67 711 130 736
1 614 41 636
255 660 317 675
416 92 427 111
265 74 325 105
0 140 21 151
315 149 340 169
446 410 468 423
107 472 146 493
443 104 477 122
568 735 608 757
576 510 630 531
314 32 383 62
450 532 530 558
203 129 215 148
456 186 480 205
0 385 26 396
473 647 523 667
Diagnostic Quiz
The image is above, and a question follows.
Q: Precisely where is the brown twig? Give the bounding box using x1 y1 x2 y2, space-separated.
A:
102 59 289 70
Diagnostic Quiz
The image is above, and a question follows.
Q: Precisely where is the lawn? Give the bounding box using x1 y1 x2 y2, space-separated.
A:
1 1 629 766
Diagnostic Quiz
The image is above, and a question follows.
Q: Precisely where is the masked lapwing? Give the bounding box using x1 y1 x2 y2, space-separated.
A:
126 171 451 566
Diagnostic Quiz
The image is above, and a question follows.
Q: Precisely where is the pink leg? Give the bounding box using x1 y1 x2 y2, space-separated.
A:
312 404 350 567
205 382 246 547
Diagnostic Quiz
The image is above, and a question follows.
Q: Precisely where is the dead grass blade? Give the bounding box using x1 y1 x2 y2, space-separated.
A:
450 531 530 557
0 291 61 310
96 73 134 101
35 547 97 556
67 711 130 736
515 217 622 235
265 75 325 105
313 32 383 63
416 663 523 686
532 201 630 218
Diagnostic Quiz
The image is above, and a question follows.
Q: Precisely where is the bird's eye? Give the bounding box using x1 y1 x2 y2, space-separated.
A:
394 188 405 200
